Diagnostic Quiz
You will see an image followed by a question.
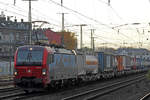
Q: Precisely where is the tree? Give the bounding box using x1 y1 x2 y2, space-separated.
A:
57 31 77 50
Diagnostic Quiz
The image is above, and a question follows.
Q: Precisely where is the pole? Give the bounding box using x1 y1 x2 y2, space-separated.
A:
108 0 110 6
61 0 64 32
62 13 64 32
29 0 32 44
57 12 68 46
79 24 87 49
9 40 11 75
92 29 95 50
23 0 37 45
71 24 86 49
80 25 83 49
61 0 65 46
75 34 78 51
90 29 95 49
90 29 93 49
62 13 64 46
14 0 16 5
93 37 95 51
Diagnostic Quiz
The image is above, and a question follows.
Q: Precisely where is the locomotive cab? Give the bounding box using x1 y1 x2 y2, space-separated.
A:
14 46 51 91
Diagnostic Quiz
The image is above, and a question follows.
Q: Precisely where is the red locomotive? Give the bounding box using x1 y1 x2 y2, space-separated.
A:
14 45 79 92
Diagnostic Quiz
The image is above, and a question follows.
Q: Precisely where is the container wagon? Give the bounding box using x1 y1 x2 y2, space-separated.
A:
97 52 116 78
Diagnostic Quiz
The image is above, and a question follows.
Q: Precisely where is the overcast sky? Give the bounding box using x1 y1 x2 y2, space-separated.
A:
1 0 150 49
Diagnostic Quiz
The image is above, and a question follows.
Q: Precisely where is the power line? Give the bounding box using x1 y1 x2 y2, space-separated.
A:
1 1 137 43
0 8 27 18
0 1 62 29
96 0 138 42
97 0 108 5
49 0 112 28
0 1 28 14
0 7 61 29
49 0 136 42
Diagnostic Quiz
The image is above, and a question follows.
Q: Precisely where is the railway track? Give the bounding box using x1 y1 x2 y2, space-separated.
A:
0 87 49 100
0 74 146 100
140 92 150 100
62 75 145 100
0 87 18 92
0 77 13 86
1 91 51 100
0 87 25 100
0 81 13 87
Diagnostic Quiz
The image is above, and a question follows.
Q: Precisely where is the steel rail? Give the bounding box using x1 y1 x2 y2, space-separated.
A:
140 92 150 100
62 75 145 100
0 87 24 100
86 77 144 100
0 87 19 93
0 91 25 100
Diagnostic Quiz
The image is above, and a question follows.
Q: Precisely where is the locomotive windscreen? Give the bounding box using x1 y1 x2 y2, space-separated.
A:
16 47 44 66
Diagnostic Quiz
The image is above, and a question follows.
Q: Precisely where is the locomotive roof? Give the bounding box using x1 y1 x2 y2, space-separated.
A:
17 45 75 54
17 45 45 50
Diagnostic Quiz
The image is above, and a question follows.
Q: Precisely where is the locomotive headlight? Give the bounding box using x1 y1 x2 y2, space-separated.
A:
14 69 18 76
42 69 46 75
14 72 17 75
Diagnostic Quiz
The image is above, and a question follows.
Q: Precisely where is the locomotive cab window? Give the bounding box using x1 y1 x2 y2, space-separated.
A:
16 47 44 66
47 54 54 65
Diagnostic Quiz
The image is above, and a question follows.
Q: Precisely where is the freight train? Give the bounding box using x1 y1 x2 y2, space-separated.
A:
13 45 150 92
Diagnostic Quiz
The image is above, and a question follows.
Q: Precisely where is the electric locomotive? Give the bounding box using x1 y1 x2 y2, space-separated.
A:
14 45 79 92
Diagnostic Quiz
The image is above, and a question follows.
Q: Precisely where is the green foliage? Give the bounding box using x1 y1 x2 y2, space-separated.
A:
146 70 150 80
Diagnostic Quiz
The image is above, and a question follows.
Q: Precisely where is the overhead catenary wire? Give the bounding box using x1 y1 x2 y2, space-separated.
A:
84 31 123 48
0 1 62 28
48 0 137 42
0 7 61 29
0 1 28 13
97 0 108 5
97 0 125 22
96 0 139 42
0 1 139 46
49 0 112 28
3 0 136 43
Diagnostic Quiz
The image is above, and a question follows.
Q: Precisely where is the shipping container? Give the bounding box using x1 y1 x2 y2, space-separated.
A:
132 57 136 70
124 56 132 70
136 58 144 69
111 55 117 68
116 55 124 72
97 52 115 73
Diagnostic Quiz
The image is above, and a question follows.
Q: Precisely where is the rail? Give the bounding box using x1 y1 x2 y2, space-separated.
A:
62 75 145 100
140 92 150 100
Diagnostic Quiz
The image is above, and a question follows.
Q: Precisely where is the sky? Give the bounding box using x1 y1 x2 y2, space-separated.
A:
1 0 150 49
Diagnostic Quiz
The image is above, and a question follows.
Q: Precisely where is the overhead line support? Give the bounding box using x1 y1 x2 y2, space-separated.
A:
23 0 37 45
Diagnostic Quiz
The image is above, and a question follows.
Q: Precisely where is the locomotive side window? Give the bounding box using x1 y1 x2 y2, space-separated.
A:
47 54 54 65
51 54 54 63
